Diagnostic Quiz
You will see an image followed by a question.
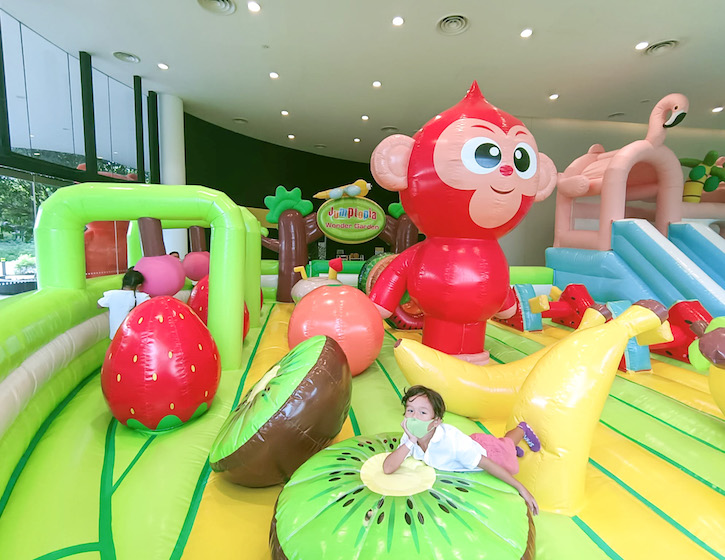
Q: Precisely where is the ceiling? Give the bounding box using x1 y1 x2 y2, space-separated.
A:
2 0 724 164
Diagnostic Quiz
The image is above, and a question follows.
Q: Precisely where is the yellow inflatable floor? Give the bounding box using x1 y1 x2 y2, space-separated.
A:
182 306 725 560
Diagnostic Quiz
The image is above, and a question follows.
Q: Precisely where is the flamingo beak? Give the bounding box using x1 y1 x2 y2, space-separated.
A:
663 110 686 128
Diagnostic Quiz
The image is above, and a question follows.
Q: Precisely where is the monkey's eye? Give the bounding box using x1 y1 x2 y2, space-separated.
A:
513 142 537 179
461 137 501 175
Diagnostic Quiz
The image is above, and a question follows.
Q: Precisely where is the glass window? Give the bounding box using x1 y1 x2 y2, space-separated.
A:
0 167 128 288
0 10 84 168
0 12 30 150
93 70 139 180
0 167 70 285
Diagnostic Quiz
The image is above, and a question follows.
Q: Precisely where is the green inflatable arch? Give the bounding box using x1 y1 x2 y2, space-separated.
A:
35 183 260 370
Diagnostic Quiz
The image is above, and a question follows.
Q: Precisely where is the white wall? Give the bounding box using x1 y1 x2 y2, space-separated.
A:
498 117 725 265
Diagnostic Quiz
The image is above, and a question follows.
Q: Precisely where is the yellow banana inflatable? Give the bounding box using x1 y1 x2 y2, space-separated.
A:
394 300 672 516
511 301 670 515
393 306 611 420
394 337 548 420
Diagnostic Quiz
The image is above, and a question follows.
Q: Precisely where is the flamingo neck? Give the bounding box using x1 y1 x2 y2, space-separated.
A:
645 107 667 146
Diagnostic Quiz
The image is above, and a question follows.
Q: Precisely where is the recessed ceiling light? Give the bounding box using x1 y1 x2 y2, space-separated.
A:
287 134 295 140
113 51 140 63
314 144 327 149
372 81 382 88
233 117 248 124
392 16 404 26
361 115 369 121
247 1 261 12
354 138 361 143
281 110 289 116
549 93 559 101
269 72 279 79
33 152 40 156
712 106 723 113
635 41 649 51
520 28 533 38
157 62 169 70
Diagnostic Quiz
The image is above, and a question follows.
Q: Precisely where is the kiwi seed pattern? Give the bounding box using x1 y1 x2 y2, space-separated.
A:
271 433 532 560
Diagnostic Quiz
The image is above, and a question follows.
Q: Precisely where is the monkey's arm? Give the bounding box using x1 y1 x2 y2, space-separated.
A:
369 243 421 314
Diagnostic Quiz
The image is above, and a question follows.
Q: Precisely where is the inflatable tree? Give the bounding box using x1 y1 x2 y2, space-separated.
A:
262 186 323 302
680 150 725 203
380 201 419 253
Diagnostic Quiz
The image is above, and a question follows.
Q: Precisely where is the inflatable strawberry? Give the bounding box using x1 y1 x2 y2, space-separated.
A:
187 275 254 340
101 296 221 431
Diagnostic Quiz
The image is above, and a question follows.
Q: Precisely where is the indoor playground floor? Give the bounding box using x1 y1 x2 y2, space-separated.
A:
0 303 723 560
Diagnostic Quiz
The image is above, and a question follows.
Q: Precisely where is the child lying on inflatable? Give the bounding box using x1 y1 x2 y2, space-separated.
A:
383 385 540 514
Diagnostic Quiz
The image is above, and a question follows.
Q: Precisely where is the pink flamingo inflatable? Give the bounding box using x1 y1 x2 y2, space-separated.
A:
555 94 689 250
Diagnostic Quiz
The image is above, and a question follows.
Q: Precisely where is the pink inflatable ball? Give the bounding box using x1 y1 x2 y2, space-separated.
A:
291 277 342 304
133 254 186 297
287 285 385 376
183 251 211 282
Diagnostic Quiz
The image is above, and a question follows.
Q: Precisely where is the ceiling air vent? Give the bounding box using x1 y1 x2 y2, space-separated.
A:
198 0 237 15
437 15 470 36
607 112 626 119
380 126 399 133
644 40 679 56
113 52 140 64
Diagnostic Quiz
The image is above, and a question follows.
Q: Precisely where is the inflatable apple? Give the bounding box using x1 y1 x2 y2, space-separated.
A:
288 285 384 376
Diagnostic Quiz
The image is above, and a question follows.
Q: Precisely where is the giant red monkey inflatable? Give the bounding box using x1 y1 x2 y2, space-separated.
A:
369 82 557 363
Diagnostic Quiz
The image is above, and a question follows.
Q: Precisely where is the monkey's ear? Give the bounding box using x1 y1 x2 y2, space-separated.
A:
370 134 414 191
534 153 558 202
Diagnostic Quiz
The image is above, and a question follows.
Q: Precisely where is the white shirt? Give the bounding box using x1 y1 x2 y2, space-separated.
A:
400 423 487 472
98 289 150 339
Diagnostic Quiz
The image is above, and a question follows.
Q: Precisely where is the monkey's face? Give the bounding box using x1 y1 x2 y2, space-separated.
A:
432 118 540 232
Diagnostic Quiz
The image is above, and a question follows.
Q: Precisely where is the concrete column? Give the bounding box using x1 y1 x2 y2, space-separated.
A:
158 93 188 257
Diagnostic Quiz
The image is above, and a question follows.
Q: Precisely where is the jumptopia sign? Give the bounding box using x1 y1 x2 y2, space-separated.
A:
317 197 386 244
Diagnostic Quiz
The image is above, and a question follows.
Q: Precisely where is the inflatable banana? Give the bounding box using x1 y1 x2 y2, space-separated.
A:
511 301 670 515
394 337 548 420
393 306 611 420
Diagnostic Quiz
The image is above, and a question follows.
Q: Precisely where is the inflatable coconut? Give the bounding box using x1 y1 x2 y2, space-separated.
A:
209 335 351 486
270 433 535 559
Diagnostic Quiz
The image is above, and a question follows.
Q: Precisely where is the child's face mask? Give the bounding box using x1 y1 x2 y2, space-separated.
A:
406 417 432 438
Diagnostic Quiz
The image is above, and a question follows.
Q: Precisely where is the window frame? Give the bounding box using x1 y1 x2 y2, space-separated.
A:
0 14 159 185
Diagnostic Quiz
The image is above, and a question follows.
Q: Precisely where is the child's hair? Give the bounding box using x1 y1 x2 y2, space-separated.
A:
402 385 446 419
122 267 145 292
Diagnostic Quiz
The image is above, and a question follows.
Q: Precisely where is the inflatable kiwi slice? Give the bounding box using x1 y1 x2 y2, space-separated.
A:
270 433 535 560
209 335 351 487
